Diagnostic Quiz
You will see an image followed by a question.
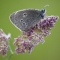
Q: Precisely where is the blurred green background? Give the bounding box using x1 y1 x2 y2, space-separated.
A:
0 0 60 60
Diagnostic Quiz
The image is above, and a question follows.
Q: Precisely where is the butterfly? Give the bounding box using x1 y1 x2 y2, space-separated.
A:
9 8 46 32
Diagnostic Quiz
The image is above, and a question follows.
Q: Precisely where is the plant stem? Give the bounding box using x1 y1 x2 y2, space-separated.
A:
8 41 14 54
6 40 14 60
6 54 13 60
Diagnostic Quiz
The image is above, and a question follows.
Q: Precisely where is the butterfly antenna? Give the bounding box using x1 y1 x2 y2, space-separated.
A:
44 4 49 9
43 4 49 17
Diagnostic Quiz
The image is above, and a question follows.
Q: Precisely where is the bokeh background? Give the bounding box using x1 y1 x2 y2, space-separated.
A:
0 0 60 60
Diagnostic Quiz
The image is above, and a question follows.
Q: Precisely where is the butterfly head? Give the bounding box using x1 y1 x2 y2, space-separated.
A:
39 4 49 19
39 9 46 19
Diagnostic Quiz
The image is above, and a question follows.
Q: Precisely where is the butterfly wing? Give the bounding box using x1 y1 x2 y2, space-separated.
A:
9 9 44 31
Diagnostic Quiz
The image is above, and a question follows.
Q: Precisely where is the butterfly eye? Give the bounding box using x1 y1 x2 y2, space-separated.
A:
23 13 27 17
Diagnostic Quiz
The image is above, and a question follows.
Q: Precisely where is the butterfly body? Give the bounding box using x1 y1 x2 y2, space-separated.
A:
10 9 45 31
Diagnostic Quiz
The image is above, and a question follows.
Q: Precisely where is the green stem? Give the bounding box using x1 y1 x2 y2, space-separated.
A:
6 40 14 60
6 54 13 60
8 41 14 54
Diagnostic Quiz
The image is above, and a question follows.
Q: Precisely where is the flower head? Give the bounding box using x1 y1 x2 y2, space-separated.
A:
0 29 11 56
39 16 58 30
14 36 26 54
14 36 34 54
